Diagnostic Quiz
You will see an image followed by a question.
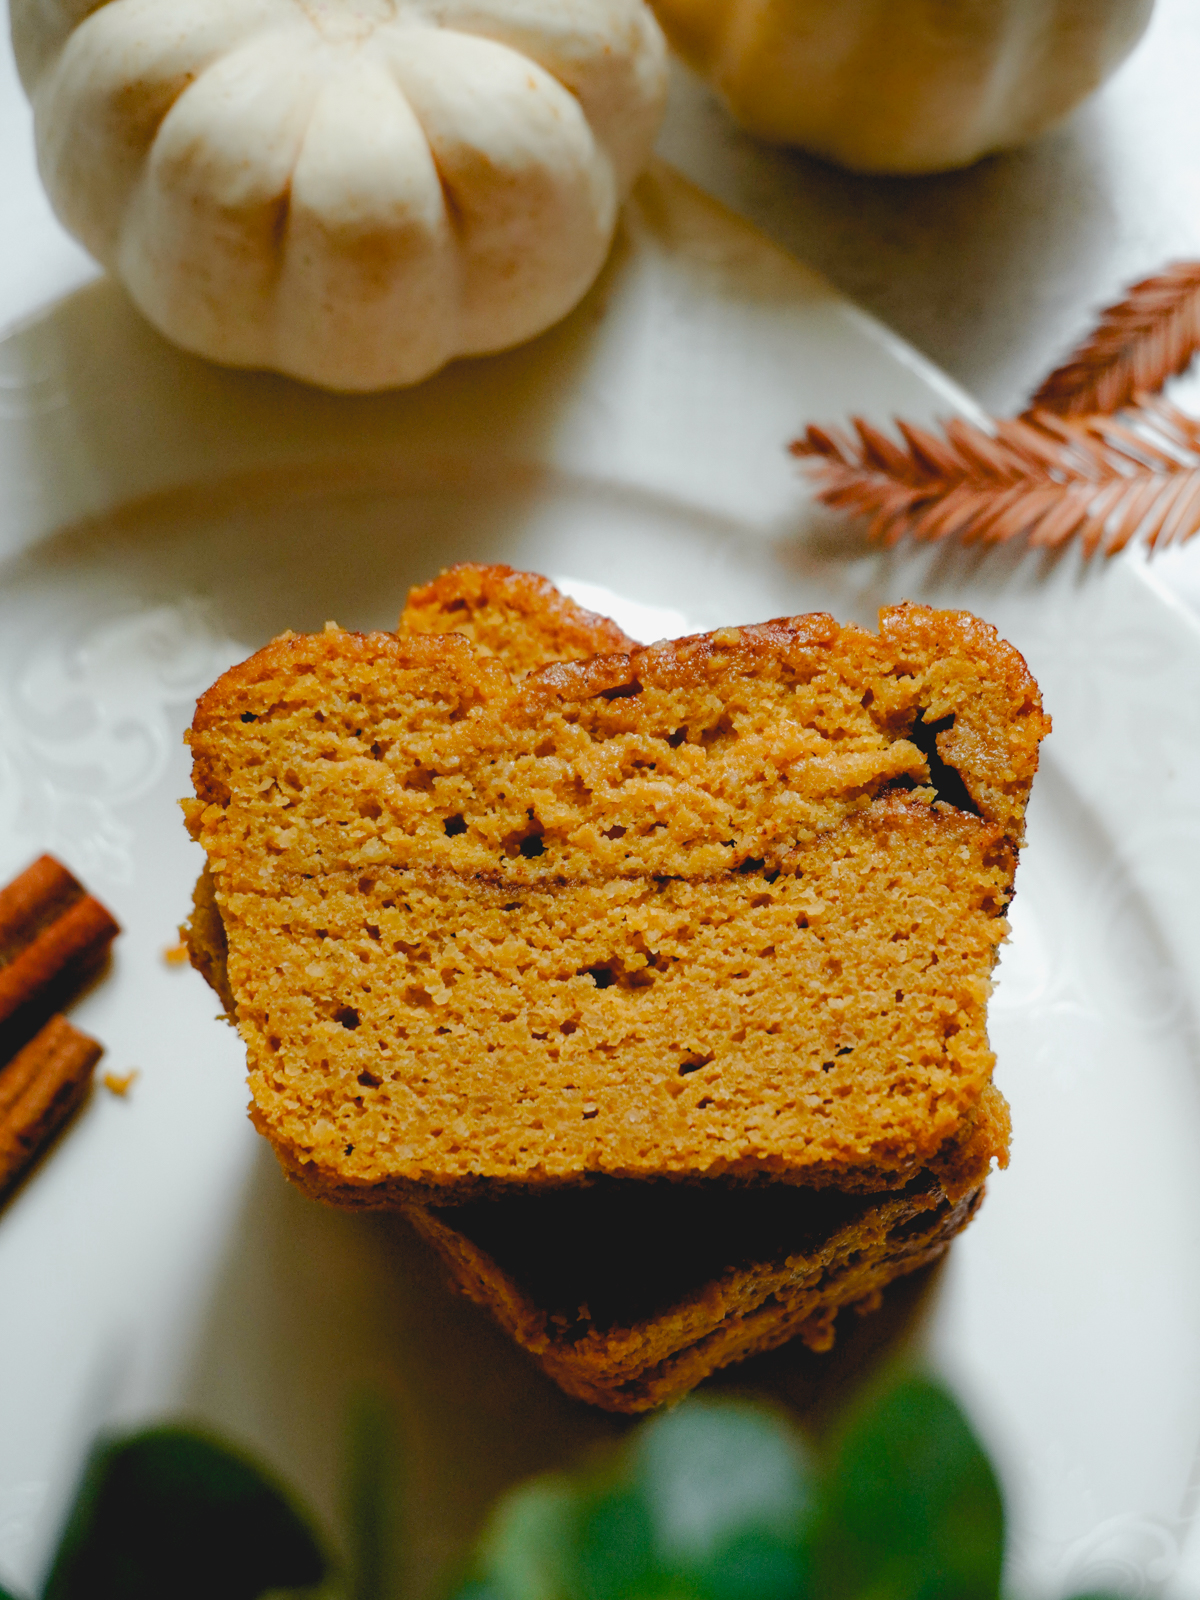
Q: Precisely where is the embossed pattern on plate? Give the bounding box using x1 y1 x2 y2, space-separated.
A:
0 166 1197 1600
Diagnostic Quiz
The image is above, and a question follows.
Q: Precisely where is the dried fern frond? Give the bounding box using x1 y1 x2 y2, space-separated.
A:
791 396 1200 557
1031 262 1200 416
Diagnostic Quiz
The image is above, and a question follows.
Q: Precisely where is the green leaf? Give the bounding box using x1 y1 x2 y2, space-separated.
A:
815 1374 1004 1600
41 1426 327 1600
465 1475 580 1600
572 1482 659 1600
631 1400 813 1600
343 1392 404 1600
459 1400 815 1600
530 1399 813 1600
0 1583 28 1600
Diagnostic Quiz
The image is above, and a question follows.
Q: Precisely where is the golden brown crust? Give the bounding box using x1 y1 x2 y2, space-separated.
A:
400 563 638 671
181 863 236 1019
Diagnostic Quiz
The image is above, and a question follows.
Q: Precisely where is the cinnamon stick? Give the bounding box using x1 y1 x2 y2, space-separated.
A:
0 1016 102 1197
0 855 82 953
0 855 119 1057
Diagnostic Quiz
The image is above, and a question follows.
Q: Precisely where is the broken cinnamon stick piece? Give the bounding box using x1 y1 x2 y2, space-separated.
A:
0 1015 102 1198
0 855 119 1058
0 855 82 952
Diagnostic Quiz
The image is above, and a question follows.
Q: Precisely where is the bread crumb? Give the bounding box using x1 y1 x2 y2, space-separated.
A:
163 941 189 967
103 1069 139 1097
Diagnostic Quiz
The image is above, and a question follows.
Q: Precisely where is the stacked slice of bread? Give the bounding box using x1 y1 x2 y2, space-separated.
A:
184 563 1047 1409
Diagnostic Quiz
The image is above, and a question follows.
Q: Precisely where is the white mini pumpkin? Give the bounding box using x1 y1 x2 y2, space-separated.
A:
13 0 668 389
650 0 1153 174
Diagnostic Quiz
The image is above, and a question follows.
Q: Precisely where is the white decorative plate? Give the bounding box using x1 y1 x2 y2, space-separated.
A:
1 162 1199 1600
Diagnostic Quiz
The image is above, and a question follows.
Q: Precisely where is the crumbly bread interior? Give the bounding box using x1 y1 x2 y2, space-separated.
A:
188 611 1039 888
184 570 1046 1203
400 563 637 671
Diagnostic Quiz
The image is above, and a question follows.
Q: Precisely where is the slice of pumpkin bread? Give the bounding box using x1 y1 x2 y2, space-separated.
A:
408 1167 986 1414
404 1080 1006 1411
184 568 1047 1206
